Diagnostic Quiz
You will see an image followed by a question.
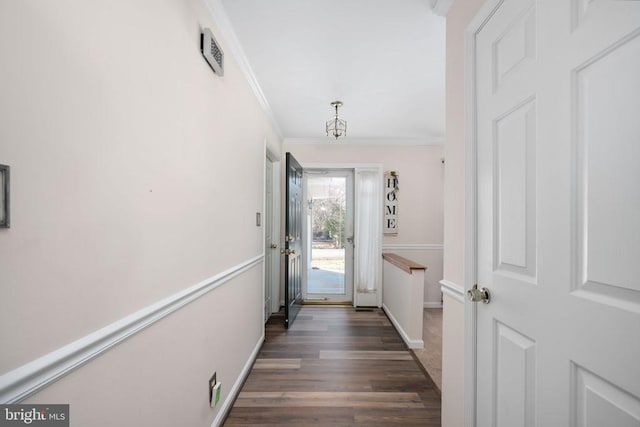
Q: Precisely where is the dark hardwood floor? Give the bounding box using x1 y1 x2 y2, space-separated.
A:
223 306 441 426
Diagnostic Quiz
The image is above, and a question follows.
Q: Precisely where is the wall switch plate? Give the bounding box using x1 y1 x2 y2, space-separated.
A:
256 212 261 226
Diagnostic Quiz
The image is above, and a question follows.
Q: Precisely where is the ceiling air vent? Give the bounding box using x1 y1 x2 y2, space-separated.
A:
201 28 224 76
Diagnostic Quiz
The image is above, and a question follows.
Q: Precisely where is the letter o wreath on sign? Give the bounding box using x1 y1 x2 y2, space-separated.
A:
384 171 398 235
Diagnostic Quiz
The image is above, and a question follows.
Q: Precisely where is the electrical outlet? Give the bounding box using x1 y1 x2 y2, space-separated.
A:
208 372 216 407
213 382 222 406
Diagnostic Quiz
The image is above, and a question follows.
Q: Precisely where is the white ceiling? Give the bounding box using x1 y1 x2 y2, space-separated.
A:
219 0 446 144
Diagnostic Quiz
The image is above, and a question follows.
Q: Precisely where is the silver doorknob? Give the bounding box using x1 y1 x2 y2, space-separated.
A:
467 284 490 304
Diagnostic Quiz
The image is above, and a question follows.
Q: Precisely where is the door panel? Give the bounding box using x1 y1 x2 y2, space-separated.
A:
494 322 536 427
473 1 640 426
573 364 640 427
494 97 537 279
573 28 640 304
284 153 303 328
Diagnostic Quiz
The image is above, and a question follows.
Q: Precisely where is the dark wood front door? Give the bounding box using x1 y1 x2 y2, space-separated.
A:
284 152 303 328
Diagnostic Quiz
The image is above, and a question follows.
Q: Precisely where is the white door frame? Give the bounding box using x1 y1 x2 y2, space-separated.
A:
301 162 383 307
302 168 354 303
265 145 281 316
463 1 504 425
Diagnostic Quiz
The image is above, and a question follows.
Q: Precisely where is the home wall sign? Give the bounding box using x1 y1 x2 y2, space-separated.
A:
384 171 398 235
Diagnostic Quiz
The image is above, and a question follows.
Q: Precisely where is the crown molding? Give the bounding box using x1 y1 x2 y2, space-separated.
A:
284 136 445 146
202 0 283 139
430 0 456 16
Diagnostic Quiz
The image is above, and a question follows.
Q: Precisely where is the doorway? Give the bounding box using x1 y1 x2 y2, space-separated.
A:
264 152 280 323
303 170 354 303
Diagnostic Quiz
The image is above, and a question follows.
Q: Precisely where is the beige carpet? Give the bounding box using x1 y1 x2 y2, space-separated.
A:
412 308 443 391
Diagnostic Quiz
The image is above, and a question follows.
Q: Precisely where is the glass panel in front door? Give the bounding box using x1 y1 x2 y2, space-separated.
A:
307 176 347 295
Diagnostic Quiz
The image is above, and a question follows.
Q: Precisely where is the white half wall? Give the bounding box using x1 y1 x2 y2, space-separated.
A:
383 244 444 307
382 259 425 348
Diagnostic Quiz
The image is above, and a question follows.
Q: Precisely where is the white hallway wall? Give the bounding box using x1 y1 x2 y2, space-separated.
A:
283 143 444 306
441 0 488 426
0 0 280 425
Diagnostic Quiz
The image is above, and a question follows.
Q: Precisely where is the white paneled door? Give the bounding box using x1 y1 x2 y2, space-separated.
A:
471 1 640 426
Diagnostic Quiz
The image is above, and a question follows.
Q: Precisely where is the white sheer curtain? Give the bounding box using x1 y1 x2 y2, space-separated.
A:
354 169 382 293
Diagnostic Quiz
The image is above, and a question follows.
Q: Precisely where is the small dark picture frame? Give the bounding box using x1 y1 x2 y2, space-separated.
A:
0 164 9 228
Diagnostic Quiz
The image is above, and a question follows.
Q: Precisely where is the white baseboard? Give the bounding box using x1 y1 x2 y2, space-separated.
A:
424 302 443 308
0 255 264 404
355 291 379 308
382 304 424 349
211 331 264 427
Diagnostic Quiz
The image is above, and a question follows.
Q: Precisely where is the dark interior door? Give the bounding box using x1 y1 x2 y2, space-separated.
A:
284 152 303 328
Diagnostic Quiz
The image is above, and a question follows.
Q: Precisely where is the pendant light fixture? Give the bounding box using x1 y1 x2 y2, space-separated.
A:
325 101 347 140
